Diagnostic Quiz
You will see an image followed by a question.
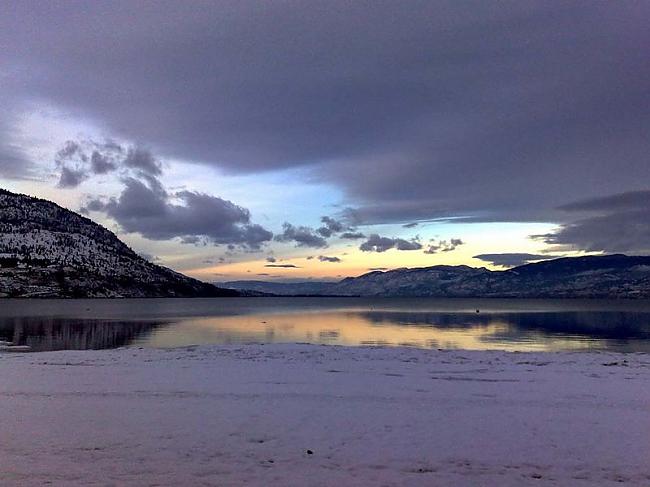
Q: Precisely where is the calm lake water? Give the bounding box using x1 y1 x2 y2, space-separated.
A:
2 297 650 353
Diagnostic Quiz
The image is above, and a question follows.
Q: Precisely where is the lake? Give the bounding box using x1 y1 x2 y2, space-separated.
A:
1 297 650 353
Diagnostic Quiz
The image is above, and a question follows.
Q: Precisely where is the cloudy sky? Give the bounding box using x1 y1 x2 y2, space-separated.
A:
1 1 648 281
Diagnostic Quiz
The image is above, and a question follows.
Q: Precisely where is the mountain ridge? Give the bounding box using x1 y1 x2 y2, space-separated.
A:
224 254 650 298
0 188 239 298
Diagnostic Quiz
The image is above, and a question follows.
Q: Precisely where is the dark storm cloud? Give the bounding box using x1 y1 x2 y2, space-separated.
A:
359 234 422 253
534 190 650 254
1 1 649 250
274 223 328 248
318 255 341 263
423 238 464 254
84 177 272 249
473 253 558 268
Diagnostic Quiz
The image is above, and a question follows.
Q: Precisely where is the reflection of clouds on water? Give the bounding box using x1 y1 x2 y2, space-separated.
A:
2 300 650 353
140 309 650 352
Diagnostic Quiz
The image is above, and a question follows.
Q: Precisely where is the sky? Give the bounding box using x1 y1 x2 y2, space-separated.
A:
1 1 649 282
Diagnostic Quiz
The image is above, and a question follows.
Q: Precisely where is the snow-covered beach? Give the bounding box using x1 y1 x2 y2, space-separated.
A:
2 344 649 486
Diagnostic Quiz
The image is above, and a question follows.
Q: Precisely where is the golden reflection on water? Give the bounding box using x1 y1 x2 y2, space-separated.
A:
141 310 600 352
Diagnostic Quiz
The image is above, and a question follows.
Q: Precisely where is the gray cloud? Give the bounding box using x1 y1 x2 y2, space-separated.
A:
395 239 423 251
317 255 341 263
423 238 464 254
557 190 650 213
274 222 328 248
54 140 159 188
317 216 346 238
63 140 273 249
0 104 37 180
340 231 366 240
534 190 650 254
265 263 300 268
0 150 34 180
90 150 117 174
473 253 558 268
83 198 108 213
542 212 650 253
56 141 83 160
1 2 649 244
56 141 89 187
123 147 162 176
84 176 272 249
266 256 276 263
58 166 88 188
359 234 422 253
368 267 388 271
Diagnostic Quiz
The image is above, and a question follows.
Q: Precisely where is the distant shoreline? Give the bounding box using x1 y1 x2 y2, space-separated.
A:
4 294 650 300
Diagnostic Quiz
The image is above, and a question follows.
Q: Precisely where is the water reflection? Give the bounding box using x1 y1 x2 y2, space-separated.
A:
138 309 650 352
0 318 162 351
1 299 650 353
357 310 650 340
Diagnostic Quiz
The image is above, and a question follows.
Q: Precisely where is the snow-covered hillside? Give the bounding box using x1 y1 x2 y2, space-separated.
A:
0 189 238 298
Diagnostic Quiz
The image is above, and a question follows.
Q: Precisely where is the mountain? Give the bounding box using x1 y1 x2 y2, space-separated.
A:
0 189 239 298
222 280 338 296
224 255 650 298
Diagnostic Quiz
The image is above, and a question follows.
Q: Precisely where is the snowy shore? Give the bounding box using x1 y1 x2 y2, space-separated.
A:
2 344 649 486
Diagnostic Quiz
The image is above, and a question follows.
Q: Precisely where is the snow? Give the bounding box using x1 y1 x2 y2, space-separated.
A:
1 344 649 486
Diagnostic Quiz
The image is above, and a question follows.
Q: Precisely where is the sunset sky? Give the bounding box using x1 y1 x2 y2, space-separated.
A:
1 1 648 282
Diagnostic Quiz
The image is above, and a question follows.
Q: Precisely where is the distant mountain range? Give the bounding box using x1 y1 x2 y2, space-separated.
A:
223 280 337 296
2 189 649 299
0 189 239 298
224 254 650 298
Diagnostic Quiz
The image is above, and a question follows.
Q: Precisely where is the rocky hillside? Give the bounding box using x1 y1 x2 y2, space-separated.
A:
225 255 650 298
0 189 239 298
